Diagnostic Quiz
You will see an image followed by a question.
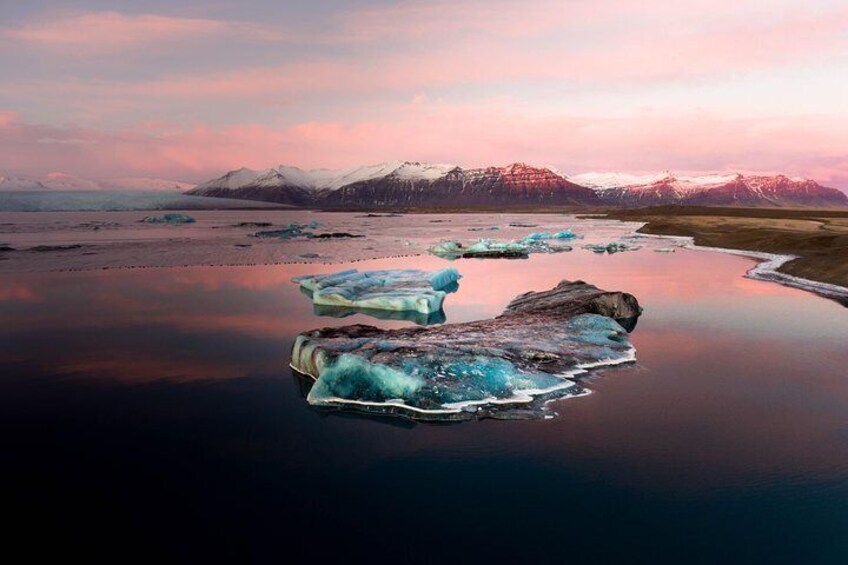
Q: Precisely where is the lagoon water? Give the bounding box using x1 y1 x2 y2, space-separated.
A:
2 218 848 562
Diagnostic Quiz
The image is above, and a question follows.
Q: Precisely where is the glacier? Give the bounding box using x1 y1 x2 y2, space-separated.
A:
290 280 642 420
293 268 462 315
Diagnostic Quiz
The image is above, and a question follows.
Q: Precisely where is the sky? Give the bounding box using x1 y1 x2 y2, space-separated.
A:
1 0 848 188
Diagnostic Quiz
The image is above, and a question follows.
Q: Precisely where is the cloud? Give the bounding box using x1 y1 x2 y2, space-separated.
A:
3 11 287 51
7 1 845 116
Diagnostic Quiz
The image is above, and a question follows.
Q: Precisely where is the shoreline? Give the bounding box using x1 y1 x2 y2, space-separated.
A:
641 231 848 300
605 206 848 296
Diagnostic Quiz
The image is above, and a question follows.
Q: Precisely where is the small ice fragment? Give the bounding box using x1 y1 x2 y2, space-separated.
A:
140 213 195 224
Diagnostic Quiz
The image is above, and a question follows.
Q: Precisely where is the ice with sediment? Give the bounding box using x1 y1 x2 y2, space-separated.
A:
140 213 196 224
290 280 641 419
430 237 572 259
251 221 320 239
584 242 637 254
293 268 462 314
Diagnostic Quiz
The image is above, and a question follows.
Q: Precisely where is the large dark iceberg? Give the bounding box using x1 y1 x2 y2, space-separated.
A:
290 280 642 420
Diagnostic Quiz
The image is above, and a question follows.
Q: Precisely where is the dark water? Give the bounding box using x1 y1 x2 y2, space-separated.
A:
2 249 848 563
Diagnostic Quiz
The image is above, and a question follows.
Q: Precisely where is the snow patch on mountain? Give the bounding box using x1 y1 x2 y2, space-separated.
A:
194 161 459 192
570 171 746 191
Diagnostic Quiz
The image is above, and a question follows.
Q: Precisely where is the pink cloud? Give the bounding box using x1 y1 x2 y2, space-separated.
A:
9 2 842 115
6 12 225 46
3 11 288 51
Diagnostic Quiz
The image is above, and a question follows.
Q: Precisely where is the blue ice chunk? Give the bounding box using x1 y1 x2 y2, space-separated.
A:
553 229 577 239
523 232 553 241
292 268 462 315
308 354 425 404
523 229 578 241
427 267 462 291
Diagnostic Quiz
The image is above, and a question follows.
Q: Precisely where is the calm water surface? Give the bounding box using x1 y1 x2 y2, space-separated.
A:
2 244 848 563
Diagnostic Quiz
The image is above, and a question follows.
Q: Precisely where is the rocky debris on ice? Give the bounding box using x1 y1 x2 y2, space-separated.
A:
430 237 573 259
583 242 639 254
293 268 462 315
251 221 322 239
290 280 642 420
140 213 196 224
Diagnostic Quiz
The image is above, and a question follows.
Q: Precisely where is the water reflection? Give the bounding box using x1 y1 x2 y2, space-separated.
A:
3 241 848 561
312 303 447 325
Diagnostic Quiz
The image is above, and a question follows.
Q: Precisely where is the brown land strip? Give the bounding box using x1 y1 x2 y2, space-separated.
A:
603 206 848 288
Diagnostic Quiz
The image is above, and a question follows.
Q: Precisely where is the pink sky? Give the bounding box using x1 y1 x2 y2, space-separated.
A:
2 0 848 189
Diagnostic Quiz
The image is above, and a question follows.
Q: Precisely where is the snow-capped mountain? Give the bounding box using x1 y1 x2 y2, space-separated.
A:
573 171 848 208
188 161 600 207
189 161 847 209
0 173 192 192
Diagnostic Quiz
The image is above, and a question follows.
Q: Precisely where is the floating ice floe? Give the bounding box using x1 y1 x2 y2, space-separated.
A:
583 242 639 254
290 280 642 420
251 221 328 239
522 229 579 241
293 268 462 315
430 238 572 259
140 213 196 224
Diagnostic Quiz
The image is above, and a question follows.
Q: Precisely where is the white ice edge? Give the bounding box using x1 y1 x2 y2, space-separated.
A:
288 344 636 416
638 228 848 299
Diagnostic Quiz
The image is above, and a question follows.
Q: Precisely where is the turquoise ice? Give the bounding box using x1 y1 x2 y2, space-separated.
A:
293 268 462 315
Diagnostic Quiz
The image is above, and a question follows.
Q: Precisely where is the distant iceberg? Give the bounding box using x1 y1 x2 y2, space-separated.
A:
141 213 196 224
522 229 579 241
430 237 573 259
583 242 639 254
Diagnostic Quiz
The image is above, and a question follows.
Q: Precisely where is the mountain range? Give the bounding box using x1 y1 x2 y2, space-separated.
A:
187 161 848 209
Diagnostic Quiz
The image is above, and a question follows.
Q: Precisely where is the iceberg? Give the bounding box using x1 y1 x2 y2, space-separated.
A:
429 238 572 260
583 242 637 254
293 268 462 315
252 221 360 240
522 229 578 241
252 222 312 239
140 213 196 224
290 280 642 420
